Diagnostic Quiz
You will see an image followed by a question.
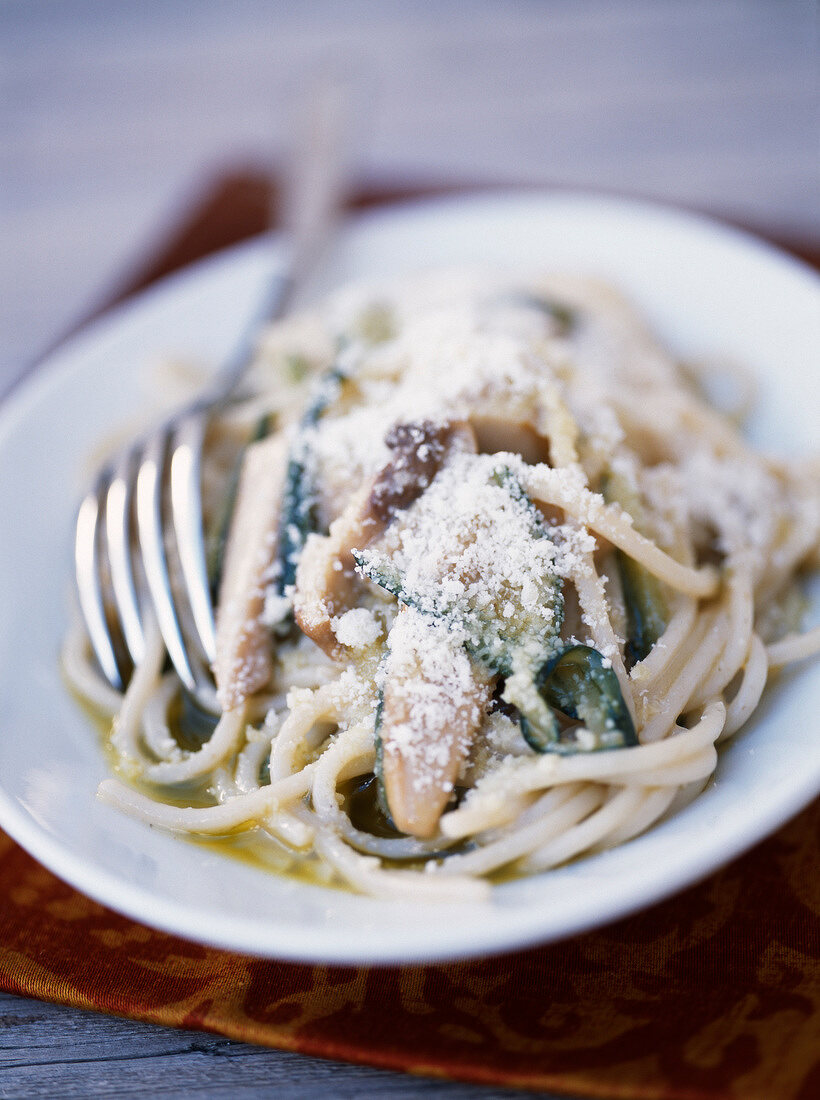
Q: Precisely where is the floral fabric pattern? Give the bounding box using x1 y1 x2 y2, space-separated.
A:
1 800 818 1100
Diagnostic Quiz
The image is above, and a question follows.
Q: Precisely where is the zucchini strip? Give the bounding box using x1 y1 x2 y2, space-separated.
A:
520 644 637 754
355 463 565 680
602 469 668 666
295 420 476 658
273 366 348 611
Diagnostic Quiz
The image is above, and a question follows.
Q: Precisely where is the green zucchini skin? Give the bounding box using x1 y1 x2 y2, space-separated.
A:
357 464 575 754
273 365 349 613
619 552 668 666
276 448 319 595
358 562 637 754
345 773 402 839
357 466 642 757
601 471 668 667
521 643 637 754
372 688 400 828
343 772 467 858
301 364 347 428
355 465 565 680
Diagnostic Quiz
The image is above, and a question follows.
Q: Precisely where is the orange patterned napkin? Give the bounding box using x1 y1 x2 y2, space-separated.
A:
2 800 818 1099
4 173 818 1099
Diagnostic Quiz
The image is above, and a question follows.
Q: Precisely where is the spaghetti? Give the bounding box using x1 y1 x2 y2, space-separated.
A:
66 270 820 900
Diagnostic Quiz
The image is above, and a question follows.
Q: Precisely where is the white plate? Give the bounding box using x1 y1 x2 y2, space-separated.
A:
0 192 818 964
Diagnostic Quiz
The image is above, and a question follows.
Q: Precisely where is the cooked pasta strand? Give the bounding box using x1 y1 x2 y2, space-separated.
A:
65 269 816 898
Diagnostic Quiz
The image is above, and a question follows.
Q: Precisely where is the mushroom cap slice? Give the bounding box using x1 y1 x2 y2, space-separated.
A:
294 420 476 658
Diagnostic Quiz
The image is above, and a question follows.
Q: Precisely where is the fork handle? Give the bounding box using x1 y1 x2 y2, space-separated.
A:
207 76 351 402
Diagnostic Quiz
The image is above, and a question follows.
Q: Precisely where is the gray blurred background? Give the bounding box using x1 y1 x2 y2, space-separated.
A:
2 0 818 392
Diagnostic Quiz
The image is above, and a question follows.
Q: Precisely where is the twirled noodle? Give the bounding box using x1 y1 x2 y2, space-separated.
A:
66 269 819 899
522 466 719 598
766 625 820 668
63 617 122 717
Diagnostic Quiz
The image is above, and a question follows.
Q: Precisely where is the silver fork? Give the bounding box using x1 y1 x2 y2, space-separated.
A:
75 79 350 710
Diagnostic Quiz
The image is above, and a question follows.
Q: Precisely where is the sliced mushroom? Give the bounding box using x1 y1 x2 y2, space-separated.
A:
293 482 375 659
368 420 466 523
294 420 476 657
213 432 289 711
378 608 493 837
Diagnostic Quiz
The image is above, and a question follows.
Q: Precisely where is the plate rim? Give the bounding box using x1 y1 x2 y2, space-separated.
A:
1 187 818 964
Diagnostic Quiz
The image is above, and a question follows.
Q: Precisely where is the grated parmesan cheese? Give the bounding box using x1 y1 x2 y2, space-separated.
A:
331 608 383 649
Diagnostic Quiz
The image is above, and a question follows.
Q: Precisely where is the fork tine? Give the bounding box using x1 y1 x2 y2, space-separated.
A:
75 76 352 704
135 430 203 696
169 412 216 662
105 450 146 666
75 478 124 690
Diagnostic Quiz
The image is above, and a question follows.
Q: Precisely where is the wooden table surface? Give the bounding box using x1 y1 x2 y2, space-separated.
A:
1 1 817 1096
0 991 559 1099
